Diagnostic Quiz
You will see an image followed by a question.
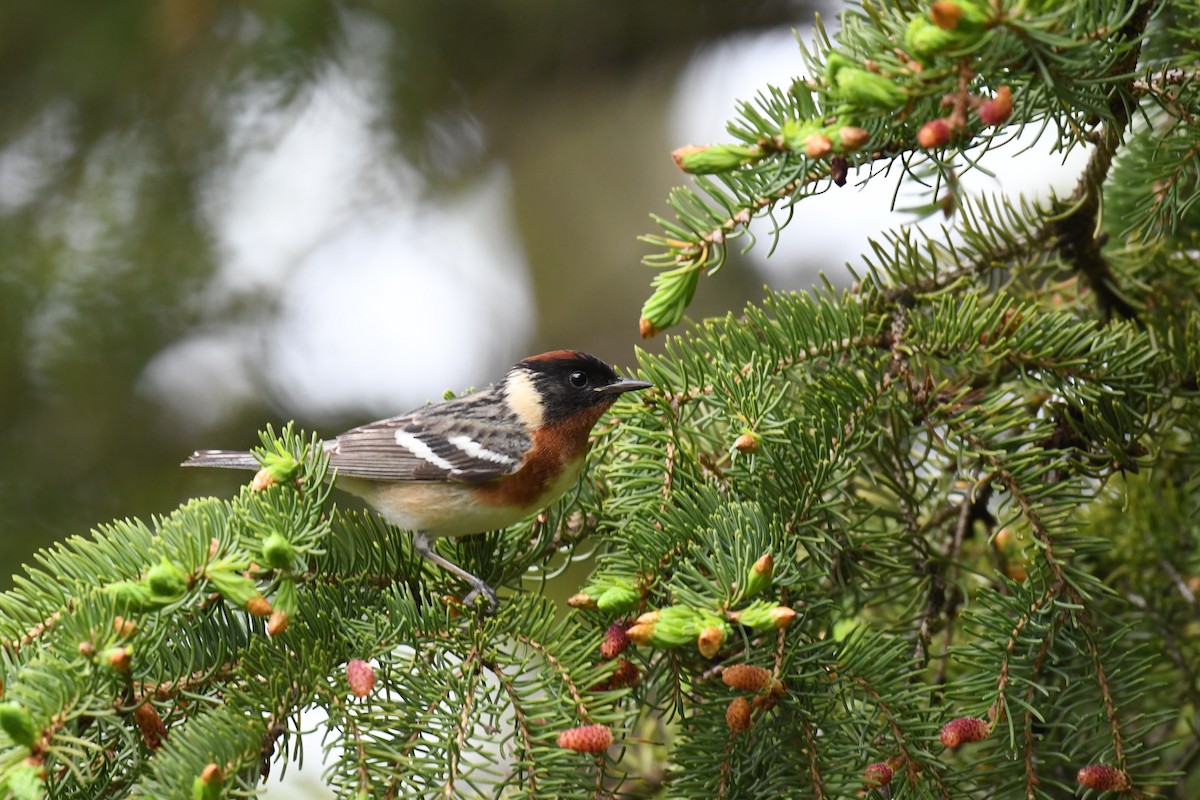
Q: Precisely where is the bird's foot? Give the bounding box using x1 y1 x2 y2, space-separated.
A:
413 531 500 613
461 580 499 613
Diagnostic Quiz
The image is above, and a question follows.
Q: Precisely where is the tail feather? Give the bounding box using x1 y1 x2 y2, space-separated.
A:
181 450 260 471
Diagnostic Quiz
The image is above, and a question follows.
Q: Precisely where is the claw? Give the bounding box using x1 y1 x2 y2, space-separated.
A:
462 581 499 612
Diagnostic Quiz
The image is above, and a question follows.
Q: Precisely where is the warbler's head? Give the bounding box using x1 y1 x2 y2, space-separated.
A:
504 350 651 427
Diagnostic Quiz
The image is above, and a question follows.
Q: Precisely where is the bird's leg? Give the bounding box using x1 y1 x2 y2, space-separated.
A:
411 531 499 611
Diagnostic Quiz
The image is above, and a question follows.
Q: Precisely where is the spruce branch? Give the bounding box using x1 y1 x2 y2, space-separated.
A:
638 0 1164 336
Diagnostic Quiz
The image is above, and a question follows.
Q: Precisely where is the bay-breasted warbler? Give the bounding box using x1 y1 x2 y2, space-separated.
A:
183 350 651 609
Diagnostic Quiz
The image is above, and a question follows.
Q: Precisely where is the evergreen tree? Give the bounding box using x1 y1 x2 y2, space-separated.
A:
2 0 1198 797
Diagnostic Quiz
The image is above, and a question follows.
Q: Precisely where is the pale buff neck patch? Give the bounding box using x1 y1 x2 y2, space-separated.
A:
503 368 545 429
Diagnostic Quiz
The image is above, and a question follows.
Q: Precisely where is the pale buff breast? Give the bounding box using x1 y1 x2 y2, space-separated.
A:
336 455 585 538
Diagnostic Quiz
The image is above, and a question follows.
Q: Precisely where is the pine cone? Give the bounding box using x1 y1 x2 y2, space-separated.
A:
864 761 893 787
556 724 613 753
346 660 376 698
1076 764 1131 791
752 693 779 712
721 664 773 693
608 658 639 689
979 86 1013 126
134 703 168 751
918 118 952 149
726 697 752 734
600 622 631 660
939 717 989 747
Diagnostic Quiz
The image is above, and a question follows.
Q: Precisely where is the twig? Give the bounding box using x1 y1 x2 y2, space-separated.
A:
1021 626 1056 800
444 650 480 799
515 633 591 721
1053 0 1157 322
801 720 826 800
3 608 65 653
484 658 539 799
1131 68 1200 95
993 584 1063 726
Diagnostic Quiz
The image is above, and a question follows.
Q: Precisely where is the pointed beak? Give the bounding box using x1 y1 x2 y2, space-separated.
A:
596 377 653 396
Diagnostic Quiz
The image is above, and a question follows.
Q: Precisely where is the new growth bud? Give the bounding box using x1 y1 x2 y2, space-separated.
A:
105 646 132 672
730 600 796 631
770 606 797 629
261 533 297 570
905 1 990 61
206 561 270 617
672 143 762 174
625 606 732 655
733 431 762 454
805 133 833 159
566 592 597 610
697 625 726 658
826 55 906 111
260 450 301 483
930 0 963 30
251 469 277 492
0 703 38 749
835 126 870 153
743 553 774 597
267 611 289 636
930 0 988 32
595 583 640 614
146 559 189 601
192 763 224 800
105 580 155 613
905 18 959 59
4 763 46 799
244 595 273 618
626 610 659 646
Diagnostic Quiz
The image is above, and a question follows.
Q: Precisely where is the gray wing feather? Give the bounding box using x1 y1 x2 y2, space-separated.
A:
182 388 529 484
325 393 530 484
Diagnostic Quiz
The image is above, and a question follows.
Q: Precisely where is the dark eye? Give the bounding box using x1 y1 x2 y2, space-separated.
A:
569 371 589 387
